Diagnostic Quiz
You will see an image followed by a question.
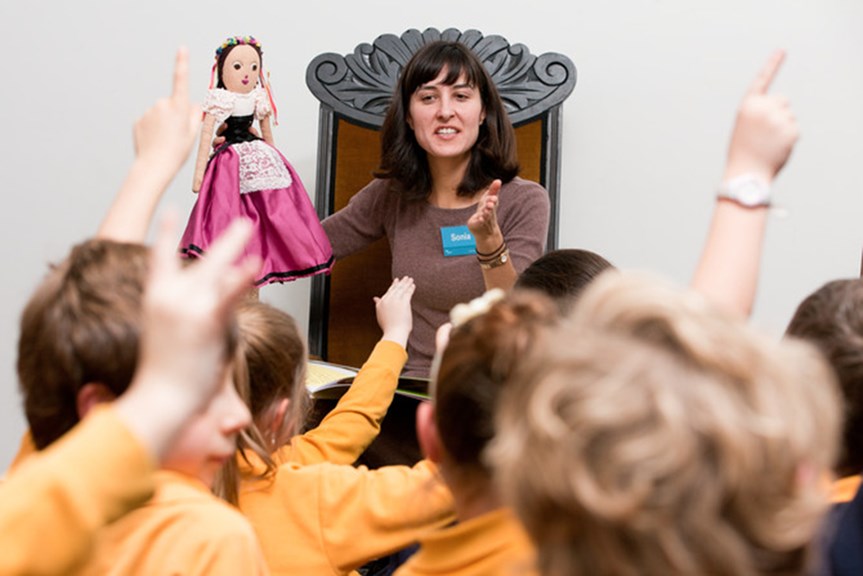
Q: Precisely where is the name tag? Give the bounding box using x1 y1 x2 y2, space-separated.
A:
440 225 477 257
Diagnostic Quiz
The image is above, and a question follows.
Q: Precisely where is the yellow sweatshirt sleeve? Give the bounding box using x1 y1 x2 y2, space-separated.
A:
317 460 456 573
282 340 407 465
0 407 155 576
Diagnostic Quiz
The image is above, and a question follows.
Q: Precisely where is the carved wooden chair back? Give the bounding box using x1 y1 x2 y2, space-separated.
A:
306 28 576 366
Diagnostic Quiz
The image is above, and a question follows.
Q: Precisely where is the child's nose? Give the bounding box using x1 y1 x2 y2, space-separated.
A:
222 385 251 434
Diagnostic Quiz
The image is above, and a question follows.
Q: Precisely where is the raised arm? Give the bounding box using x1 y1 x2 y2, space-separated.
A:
0 215 258 576
691 50 799 317
97 48 201 242
468 180 520 290
468 179 549 292
116 215 259 461
285 277 415 465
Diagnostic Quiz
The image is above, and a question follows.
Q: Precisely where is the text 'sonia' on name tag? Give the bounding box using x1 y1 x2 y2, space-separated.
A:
440 225 477 257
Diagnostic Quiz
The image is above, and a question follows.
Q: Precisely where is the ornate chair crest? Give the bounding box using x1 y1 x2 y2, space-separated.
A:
306 28 577 367
307 27 577 129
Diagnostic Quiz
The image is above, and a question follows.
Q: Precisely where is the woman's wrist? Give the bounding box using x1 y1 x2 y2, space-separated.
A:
476 238 510 270
473 230 505 255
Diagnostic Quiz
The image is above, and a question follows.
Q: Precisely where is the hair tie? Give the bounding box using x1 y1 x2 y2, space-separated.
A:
450 288 505 327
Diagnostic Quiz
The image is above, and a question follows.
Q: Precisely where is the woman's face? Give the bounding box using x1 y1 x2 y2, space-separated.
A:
222 44 260 94
407 67 486 163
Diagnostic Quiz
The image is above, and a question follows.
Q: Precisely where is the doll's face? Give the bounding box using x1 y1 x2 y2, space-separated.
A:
221 44 261 94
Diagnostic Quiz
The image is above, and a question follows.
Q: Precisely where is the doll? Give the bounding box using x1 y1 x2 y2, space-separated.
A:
180 36 333 286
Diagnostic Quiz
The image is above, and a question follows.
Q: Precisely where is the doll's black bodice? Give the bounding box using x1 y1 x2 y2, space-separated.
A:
222 114 260 146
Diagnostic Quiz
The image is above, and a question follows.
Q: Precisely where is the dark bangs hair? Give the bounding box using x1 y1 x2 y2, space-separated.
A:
375 41 519 201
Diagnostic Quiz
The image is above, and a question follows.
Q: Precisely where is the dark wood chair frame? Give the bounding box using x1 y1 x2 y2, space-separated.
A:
305 27 577 362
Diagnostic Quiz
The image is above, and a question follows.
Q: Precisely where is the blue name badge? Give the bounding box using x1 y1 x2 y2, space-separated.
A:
441 225 477 257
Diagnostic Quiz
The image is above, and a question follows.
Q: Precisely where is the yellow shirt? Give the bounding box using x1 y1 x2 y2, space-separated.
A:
831 474 862 504
394 507 538 576
239 458 455 576
5 428 36 472
77 470 268 575
277 340 408 466
0 408 155 576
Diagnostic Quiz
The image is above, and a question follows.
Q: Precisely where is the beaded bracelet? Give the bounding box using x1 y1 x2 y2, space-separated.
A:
478 248 510 270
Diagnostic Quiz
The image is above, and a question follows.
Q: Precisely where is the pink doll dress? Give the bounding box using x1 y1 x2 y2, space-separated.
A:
180 87 333 286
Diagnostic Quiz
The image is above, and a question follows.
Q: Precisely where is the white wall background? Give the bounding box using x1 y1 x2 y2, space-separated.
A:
2 1 862 466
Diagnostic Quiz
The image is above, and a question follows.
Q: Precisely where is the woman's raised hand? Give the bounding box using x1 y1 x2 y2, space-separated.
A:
467 179 503 250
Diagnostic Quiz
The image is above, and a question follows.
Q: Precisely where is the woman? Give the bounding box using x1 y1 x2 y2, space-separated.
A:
323 41 550 377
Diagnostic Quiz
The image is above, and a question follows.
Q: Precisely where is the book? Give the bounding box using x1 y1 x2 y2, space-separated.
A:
305 359 430 400
304 358 429 467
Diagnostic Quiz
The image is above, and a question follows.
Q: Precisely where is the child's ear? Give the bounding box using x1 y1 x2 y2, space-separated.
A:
268 398 291 445
416 401 442 463
76 383 118 419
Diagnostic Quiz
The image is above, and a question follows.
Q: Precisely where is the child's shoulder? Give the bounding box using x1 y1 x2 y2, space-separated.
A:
154 471 257 540
86 472 264 574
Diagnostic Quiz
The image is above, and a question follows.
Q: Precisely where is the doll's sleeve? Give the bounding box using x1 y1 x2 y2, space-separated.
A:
254 88 272 121
203 89 234 125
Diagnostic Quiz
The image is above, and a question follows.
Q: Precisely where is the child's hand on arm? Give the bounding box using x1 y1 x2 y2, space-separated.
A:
133 47 202 183
374 276 415 348
691 49 798 318
290 276 415 464
723 49 798 184
115 213 260 464
98 47 201 241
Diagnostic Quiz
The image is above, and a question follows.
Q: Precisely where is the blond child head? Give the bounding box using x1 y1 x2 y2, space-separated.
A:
215 300 311 503
490 271 841 576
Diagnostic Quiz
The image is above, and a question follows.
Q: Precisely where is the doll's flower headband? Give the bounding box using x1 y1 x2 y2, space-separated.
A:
208 35 279 124
214 35 262 58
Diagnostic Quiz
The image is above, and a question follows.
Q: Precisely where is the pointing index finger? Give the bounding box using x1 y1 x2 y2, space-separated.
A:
172 46 190 104
749 49 786 95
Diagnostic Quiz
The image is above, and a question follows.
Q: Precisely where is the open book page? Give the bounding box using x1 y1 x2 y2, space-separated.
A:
305 360 358 393
305 359 431 400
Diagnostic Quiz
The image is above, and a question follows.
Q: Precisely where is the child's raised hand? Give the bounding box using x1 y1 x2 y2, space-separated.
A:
97 47 203 242
134 47 202 182
374 276 416 348
724 49 799 183
116 213 261 461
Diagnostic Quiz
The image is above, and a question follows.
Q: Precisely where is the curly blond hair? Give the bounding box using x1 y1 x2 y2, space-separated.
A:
489 271 841 576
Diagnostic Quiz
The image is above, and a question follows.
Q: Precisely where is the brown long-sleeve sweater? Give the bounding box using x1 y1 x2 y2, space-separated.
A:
322 177 549 376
